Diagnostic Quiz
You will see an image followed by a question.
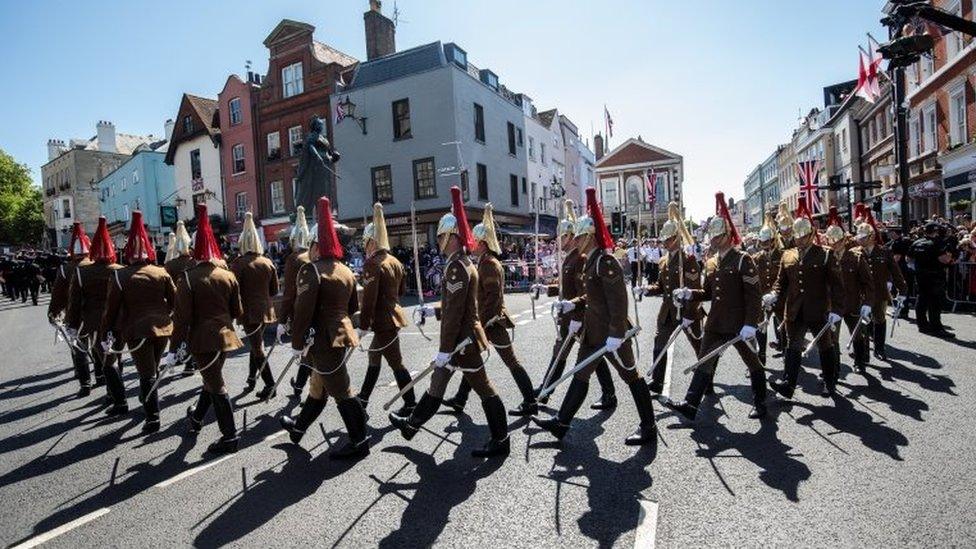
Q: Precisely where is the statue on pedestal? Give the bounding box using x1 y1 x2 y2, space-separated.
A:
293 116 341 220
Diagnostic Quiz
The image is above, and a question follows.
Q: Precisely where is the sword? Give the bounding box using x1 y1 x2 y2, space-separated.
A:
647 324 683 377
539 326 641 398
382 336 473 411
253 339 279 381
144 343 188 400
409 201 432 341
889 299 905 338
682 334 748 375
846 316 870 350
540 324 581 391
801 319 838 359
265 328 315 402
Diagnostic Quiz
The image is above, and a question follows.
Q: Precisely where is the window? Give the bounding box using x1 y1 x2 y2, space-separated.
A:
232 143 246 174
947 1 963 59
267 132 281 159
122 176 127 191
507 122 516 155
282 62 304 98
528 136 535 160
602 181 619 208
909 114 921 157
133 169 139 183
288 126 303 156
371 165 393 203
517 128 523 147
541 143 547 165
474 103 485 143
460 170 470 202
869 120 877 147
392 98 411 139
190 149 202 180
921 55 934 81
123 203 129 220
62 198 71 219
477 163 488 201
183 115 193 134
923 104 937 152
521 177 527 194
229 97 242 125
950 86 967 146
270 181 285 213
510 174 519 206
413 157 436 199
235 192 247 221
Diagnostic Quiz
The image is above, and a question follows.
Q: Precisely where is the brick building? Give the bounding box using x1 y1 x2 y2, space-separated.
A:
905 0 976 223
254 19 358 242
218 73 262 235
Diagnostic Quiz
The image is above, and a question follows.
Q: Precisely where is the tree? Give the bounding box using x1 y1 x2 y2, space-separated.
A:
0 149 45 245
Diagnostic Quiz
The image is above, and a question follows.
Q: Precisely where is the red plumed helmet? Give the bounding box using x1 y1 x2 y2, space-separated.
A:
827 206 843 227
853 203 868 223
585 187 615 250
67 221 91 259
89 217 116 263
123 211 156 263
192 204 223 262
452 186 476 252
864 209 885 245
713 192 742 247
316 197 344 260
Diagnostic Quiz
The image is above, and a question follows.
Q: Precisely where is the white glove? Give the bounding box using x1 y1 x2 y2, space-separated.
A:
101 340 112 352
419 304 436 318
357 328 368 339
681 318 694 329
828 312 843 325
557 300 576 314
605 337 623 352
859 304 872 319
433 352 451 368
290 346 305 358
671 288 692 301
887 281 893 293
161 352 176 368
739 325 757 341
762 292 777 309
568 320 582 334
894 295 906 307
276 324 287 344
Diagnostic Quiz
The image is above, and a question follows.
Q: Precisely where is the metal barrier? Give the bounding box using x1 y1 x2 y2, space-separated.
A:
947 261 976 311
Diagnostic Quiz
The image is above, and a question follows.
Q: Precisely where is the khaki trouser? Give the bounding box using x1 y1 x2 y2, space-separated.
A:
308 346 354 401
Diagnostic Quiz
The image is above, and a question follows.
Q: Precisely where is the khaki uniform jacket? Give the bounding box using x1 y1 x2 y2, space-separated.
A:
857 245 908 311
689 248 762 335
477 252 513 329
66 262 122 338
646 250 703 328
164 255 196 279
48 257 90 319
437 252 488 354
546 250 585 326
838 248 874 316
173 262 243 353
101 263 177 342
292 258 360 353
280 251 310 325
230 253 279 325
571 249 630 346
359 250 408 332
773 245 844 326
752 248 782 294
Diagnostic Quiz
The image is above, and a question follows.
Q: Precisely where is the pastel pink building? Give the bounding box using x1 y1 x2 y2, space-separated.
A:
218 73 262 234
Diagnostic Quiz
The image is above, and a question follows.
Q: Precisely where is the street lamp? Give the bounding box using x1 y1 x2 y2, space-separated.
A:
338 96 368 135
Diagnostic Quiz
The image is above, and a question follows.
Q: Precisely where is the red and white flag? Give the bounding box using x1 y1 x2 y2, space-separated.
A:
854 50 873 103
645 170 657 207
797 160 822 214
867 36 883 98
335 102 346 125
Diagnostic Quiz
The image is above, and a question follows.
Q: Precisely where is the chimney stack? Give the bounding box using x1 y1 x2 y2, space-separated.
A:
594 133 604 161
96 120 117 153
164 119 175 141
47 139 66 161
364 0 396 61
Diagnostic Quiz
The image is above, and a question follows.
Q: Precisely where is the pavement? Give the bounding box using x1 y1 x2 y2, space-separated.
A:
1 291 975 547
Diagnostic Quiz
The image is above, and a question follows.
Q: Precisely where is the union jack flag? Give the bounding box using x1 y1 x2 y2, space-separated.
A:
797 159 822 214
645 170 657 207
335 102 346 125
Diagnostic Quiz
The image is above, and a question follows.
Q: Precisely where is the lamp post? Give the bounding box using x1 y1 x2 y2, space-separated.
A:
338 96 368 135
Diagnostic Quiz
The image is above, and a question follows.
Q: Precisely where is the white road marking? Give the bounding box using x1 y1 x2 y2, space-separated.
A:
516 319 532 326
11 508 110 549
154 455 235 488
634 499 658 548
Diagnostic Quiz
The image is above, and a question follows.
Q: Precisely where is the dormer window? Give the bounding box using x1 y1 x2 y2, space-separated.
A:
445 43 467 69
182 116 193 134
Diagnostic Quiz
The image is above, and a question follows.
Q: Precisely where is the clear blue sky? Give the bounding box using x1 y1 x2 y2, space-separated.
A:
0 0 886 220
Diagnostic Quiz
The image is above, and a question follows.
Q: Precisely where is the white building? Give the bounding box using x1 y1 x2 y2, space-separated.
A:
164 94 224 223
521 99 565 216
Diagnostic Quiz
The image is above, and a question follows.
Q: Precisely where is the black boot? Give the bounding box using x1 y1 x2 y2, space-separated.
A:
255 384 276 401
532 377 588 441
625 380 657 445
280 396 326 444
72 350 92 397
820 351 837 398
749 368 768 419
508 367 538 417
187 390 212 433
389 391 440 441
290 362 310 397
473 395 510 458
207 393 238 454
662 398 698 421
442 379 471 413
358 365 381 403
244 355 257 393
590 362 617 410
331 397 370 460
139 375 160 433
391 368 416 417
873 322 888 361
770 348 800 399
102 362 128 415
